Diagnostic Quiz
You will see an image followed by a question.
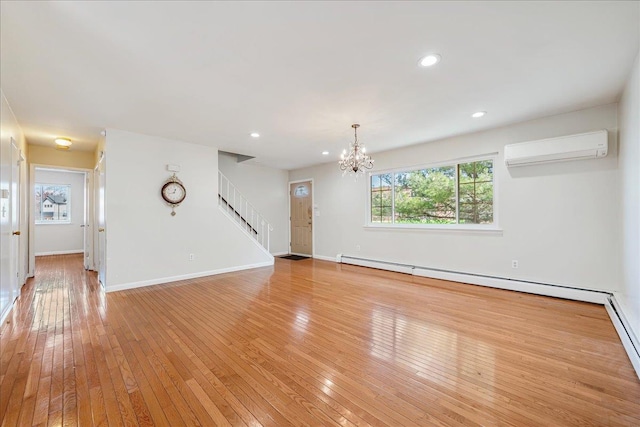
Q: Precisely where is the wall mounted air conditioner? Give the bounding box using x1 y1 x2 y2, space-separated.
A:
504 130 608 167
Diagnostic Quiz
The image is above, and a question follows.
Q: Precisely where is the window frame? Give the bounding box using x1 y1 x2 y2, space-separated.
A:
35 183 72 225
365 154 500 231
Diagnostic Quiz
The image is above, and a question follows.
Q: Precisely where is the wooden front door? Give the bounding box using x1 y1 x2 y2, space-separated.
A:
290 181 312 256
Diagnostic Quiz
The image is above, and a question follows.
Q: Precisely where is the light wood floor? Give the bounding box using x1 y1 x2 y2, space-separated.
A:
1 254 639 426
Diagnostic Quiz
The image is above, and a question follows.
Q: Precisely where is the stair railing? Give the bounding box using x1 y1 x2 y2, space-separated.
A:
218 171 272 252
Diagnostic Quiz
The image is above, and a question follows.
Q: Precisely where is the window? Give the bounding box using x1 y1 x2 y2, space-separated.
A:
369 158 494 227
371 174 393 223
293 184 309 198
35 183 71 223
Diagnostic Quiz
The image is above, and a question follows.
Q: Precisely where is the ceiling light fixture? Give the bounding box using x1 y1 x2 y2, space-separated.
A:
472 111 486 118
419 54 441 67
54 137 72 147
322 151 329 155
250 132 260 138
338 124 374 176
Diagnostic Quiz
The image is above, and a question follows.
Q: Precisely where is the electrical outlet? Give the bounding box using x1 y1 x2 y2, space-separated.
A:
189 253 195 261
512 260 519 269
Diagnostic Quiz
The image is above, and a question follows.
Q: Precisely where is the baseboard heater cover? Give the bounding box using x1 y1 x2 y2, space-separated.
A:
342 256 414 275
606 296 640 379
339 255 609 304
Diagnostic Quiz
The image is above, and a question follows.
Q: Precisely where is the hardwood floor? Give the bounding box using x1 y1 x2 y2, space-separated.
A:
1 254 639 426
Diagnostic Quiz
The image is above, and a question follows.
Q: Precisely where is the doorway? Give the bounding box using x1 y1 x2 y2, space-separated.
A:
289 180 313 256
29 165 94 275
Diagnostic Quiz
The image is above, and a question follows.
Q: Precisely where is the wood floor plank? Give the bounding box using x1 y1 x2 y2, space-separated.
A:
1 254 639 426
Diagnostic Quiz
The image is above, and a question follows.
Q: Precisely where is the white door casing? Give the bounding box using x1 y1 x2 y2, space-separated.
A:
97 152 107 287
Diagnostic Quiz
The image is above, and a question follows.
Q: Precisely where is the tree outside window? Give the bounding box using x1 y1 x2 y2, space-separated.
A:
35 184 71 223
370 159 494 226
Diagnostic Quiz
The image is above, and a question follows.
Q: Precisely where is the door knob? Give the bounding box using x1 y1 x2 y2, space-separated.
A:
12 231 20 236
98 228 105 232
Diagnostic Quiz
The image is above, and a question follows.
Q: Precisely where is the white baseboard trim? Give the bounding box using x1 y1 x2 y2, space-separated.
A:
36 250 84 256
106 261 274 293
272 251 289 257
339 255 610 304
606 296 640 379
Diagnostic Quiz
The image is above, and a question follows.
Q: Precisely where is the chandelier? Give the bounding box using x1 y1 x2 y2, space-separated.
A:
338 124 374 175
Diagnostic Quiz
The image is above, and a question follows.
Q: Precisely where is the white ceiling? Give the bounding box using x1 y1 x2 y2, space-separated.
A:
1 1 638 170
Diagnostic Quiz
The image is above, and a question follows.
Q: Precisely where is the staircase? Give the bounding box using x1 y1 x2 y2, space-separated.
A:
218 171 272 253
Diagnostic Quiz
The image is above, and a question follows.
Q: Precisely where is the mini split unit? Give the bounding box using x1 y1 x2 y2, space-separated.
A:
504 130 608 167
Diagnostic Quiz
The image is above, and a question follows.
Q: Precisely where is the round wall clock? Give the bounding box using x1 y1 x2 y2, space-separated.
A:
161 174 186 216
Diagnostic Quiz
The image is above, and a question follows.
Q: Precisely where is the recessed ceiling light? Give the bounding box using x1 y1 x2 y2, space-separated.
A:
322 151 329 155
250 132 260 138
471 111 486 118
54 137 72 147
419 54 441 67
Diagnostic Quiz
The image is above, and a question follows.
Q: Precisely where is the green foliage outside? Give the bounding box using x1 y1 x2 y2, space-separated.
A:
457 160 493 224
371 160 493 225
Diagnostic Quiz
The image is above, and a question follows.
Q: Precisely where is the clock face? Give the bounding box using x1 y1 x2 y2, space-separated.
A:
161 181 186 205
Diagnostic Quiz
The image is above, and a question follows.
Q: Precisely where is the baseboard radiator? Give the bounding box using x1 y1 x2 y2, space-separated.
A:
606 295 640 378
339 255 609 303
337 254 640 379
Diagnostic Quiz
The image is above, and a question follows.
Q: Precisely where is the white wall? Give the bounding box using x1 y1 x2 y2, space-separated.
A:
0 90 28 322
104 129 273 291
34 169 85 255
290 103 620 292
618 50 640 338
218 152 289 255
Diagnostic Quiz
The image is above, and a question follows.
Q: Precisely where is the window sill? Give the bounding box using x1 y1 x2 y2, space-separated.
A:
364 224 503 234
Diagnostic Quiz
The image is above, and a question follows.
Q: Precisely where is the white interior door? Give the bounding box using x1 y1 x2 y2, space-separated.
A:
97 153 106 286
10 138 21 300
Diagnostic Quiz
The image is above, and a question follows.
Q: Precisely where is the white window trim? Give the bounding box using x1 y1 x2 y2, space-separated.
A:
35 183 72 225
365 153 499 231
